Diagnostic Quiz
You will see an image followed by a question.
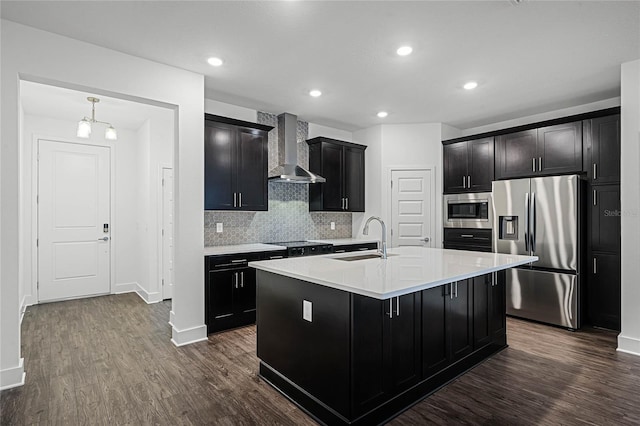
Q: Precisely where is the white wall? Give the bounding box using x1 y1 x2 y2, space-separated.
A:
204 99 256 123
459 98 621 137
352 123 443 248
441 123 462 141
20 115 140 308
1 19 204 389
308 123 353 141
619 59 640 356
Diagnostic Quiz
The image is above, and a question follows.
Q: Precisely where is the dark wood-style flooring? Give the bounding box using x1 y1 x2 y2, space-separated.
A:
1 293 639 425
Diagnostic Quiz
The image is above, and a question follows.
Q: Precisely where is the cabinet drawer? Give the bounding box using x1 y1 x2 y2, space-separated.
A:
207 252 263 270
443 228 492 244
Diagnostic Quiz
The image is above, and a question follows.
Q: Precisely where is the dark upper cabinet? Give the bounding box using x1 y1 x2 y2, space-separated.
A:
351 292 421 416
204 115 272 211
588 252 621 331
585 115 620 184
495 122 582 179
443 138 494 193
495 129 538 180
422 279 473 379
307 137 366 212
589 185 621 253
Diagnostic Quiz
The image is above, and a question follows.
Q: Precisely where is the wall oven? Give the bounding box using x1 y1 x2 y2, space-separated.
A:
443 192 492 229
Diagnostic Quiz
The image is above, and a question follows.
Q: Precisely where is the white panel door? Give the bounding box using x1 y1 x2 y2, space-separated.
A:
38 140 111 302
391 169 433 247
162 168 174 300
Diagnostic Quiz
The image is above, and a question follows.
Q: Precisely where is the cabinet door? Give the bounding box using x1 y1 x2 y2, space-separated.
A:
386 293 422 393
473 274 492 349
204 121 235 210
468 138 494 192
537 122 582 175
590 185 621 253
235 128 268 211
209 270 235 321
351 295 388 416
589 253 621 331
588 115 620 184
234 268 257 315
320 143 345 211
495 129 538 179
422 285 449 378
443 142 469 193
490 272 507 344
344 146 365 212
448 280 474 362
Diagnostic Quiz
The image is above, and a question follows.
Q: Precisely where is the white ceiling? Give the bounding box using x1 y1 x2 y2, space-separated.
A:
20 80 171 130
3 1 639 131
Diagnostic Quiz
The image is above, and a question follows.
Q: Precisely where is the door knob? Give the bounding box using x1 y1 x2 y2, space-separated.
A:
98 236 109 241
422 237 430 242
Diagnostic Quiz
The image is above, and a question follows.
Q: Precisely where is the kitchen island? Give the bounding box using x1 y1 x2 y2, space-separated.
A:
249 247 537 425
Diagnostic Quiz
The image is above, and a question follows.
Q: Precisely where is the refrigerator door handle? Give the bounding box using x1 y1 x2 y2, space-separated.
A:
524 193 529 252
531 192 537 253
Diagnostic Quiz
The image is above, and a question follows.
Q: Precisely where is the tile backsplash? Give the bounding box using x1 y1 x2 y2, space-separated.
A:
204 112 352 246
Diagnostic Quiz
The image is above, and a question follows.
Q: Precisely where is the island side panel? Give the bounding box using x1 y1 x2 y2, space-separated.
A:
256 270 351 418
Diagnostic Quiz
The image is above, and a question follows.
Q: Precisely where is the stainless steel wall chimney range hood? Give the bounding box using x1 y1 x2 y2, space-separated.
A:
268 113 326 183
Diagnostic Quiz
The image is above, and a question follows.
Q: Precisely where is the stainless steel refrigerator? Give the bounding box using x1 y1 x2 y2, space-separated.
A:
492 175 583 329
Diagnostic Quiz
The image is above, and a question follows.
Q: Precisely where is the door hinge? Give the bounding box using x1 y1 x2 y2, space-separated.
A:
391 180 393 188
162 178 165 186
37 281 39 289
162 278 165 285
36 238 39 247
162 229 164 236
36 195 39 204
391 228 394 236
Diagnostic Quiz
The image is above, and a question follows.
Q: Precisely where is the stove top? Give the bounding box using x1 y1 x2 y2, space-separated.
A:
271 241 326 248
271 241 334 257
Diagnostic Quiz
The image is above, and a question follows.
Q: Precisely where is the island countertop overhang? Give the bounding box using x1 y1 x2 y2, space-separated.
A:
249 246 538 299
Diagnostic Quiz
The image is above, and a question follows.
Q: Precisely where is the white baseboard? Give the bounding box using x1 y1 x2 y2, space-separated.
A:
135 284 163 304
20 294 38 324
618 334 640 356
171 323 207 347
168 310 176 327
114 282 137 294
0 358 25 390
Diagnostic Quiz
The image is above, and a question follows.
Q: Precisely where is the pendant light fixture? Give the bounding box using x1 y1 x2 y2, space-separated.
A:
77 97 117 140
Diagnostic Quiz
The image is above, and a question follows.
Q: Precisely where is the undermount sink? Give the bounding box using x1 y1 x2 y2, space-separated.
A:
334 253 398 261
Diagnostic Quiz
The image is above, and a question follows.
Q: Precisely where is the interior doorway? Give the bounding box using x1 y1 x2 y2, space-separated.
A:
37 139 112 302
390 168 435 248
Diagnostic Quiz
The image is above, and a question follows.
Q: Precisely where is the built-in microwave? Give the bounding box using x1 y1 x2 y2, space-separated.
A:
443 192 492 229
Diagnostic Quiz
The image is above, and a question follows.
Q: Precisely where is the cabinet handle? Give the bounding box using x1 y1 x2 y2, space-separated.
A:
593 163 597 180
396 297 400 317
269 255 284 259
345 197 349 210
455 281 458 298
468 175 471 188
462 175 466 188
341 198 345 210
450 283 454 300
234 272 238 289
233 192 237 207
231 259 247 263
240 271 244 288
461 234 474 238
593 189 597 206
594 257 597 274
538 157 542 171
239 192 242 208
388 299 393 318
532 158 536 172
334 249 346 253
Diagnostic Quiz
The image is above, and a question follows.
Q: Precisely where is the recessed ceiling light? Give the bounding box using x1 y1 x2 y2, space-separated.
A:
463 81 478 90
207 57 223 67
309 89 322 97
396 46 413 56
377 111 388 118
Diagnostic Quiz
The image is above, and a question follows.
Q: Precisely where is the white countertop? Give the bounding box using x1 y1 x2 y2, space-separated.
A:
204 243 286 256
307 238 379 246
249 247 538 299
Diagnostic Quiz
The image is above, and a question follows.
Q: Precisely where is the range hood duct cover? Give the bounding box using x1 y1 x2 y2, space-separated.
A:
268 113 325 183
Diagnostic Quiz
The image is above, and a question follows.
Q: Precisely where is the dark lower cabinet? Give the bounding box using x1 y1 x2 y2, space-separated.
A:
332 242 378 253
352 293 421 417
589 184 621 253
474 272 507 349
589 252 621 331
422 280 473 379
206 251 285 333
256 271 508 426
